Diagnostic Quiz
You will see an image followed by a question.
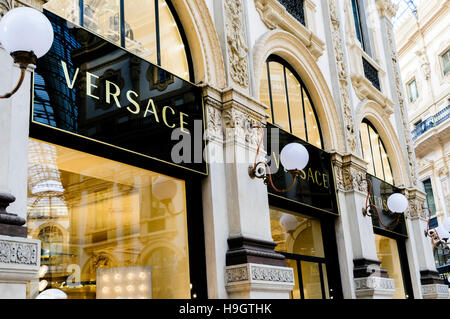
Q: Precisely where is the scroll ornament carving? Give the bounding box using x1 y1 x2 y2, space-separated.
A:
386 27 418 186
375 0 398 20
354 276 395 291
225 0 249 88
328 0 357 153
205 98 223 141
407 197 427 219
333 163 367 193
222 108 263 149
0 240 38 265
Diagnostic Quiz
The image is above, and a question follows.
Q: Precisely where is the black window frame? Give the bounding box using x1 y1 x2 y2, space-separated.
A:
77 0 194 82
350 0 373 57
264 55 324 149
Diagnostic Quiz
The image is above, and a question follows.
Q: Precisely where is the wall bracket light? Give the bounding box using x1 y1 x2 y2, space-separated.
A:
424 210 450 250
0 7 54 99
248 127 309 193
362 178 408 230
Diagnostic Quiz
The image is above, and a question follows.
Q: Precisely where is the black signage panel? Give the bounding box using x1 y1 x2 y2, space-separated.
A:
265 123 339 216
366 174 408 237
32 10 206 175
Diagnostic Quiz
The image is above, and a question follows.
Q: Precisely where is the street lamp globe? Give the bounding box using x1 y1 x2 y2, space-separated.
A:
0 7 54 59
280 143 309 171
387 193 408 214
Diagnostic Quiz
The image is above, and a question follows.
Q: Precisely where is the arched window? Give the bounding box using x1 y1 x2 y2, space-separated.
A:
360 120 394 184
44 0 191 81
260 55 323 149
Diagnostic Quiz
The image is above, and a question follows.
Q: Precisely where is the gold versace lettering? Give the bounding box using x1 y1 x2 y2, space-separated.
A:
86 72 100 100
105 80 121 108
126 90 140 114
61 61 79 89
162 106 176 128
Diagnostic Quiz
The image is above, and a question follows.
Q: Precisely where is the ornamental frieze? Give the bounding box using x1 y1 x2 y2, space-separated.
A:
354 276 395 291
225 264 294 284
0 240 38 266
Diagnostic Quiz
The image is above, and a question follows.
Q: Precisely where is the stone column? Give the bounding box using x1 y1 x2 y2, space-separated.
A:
0 46 40 298
406 189 449 299
332 153 395 299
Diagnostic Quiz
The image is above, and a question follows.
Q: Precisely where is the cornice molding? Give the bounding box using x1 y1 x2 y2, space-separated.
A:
254 0 325 60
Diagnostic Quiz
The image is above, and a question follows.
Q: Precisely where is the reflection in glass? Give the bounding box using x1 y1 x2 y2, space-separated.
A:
375 234 406 299
27 139 190 299
259 58 323 149
270 208 325 258
301 261 323 299
44 0 190 80
360 121 394 184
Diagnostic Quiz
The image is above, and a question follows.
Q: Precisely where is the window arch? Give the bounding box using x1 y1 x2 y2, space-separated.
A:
260 55 323 149
44 0 192 81
360 119 394 184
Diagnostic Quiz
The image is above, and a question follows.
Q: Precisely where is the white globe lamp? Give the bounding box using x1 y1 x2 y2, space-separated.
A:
280 213 299 233
280 143 309 171
0 7 54 98
387 193 408 214
36 288 67 299
435 225 450 241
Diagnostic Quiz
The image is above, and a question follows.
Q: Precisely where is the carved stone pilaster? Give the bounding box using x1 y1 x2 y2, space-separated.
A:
331 153 368 194
328 0 357 154
405 188 428 220
225 0 249 88
385 23 418 186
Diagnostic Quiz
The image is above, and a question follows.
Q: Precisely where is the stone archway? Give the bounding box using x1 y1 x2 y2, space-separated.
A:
253 29 345 152
356 99 410 187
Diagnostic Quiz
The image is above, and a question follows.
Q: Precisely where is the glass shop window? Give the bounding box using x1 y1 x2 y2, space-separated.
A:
270 207 330 299
374 234 407 299
423 178 436 217
27 139 191 299
44 0 190 81
260 56 323 149
360 120 394 184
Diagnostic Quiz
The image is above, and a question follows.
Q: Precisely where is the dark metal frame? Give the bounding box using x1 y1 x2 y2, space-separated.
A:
265 55 324 149
77 0 194 82
360 119 394 184
277 0 305 26
362 56 381 91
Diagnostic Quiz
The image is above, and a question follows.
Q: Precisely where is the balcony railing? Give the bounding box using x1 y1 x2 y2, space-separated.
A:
278 0 305 26
411 105 450 141
362 57 381 91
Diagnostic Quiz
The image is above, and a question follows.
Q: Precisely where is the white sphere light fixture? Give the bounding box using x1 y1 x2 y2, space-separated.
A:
280 143 309 171
435 225 450 241
387 193 408 214
0 7 54 98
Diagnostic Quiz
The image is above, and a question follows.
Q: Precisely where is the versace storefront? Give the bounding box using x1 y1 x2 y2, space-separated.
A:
0 0 448 300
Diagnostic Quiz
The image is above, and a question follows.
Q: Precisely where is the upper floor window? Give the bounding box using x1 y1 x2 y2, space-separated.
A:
407 78 419 103
260 56 323 149
442 49 450 76
360 120 394 184
351 0 372 56
423 178 437 217
44 0 191 81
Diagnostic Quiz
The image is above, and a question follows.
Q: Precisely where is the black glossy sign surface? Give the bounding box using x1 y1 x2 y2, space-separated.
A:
32 11 206 175
265 123 338 216
366 174 408 237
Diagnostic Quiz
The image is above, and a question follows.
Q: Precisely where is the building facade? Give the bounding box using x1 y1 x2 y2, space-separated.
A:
395 0 450 284
0 0 447 299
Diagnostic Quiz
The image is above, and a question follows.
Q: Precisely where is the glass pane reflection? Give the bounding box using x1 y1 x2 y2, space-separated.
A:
27 139 190 299
375 234 406 299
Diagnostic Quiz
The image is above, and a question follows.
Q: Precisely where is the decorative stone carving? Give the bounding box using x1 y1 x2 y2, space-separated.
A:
225 0 249 88
253 0 325 59
0 239 38 265
332 154 368 193
222 107 264 150
406 189 428 219
204 97 224 142
354 276 395 292
386 26 418 186
375 0 398 20
225 263 294 284
416 49 431 80
422 284 450 299
328 0 357 154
